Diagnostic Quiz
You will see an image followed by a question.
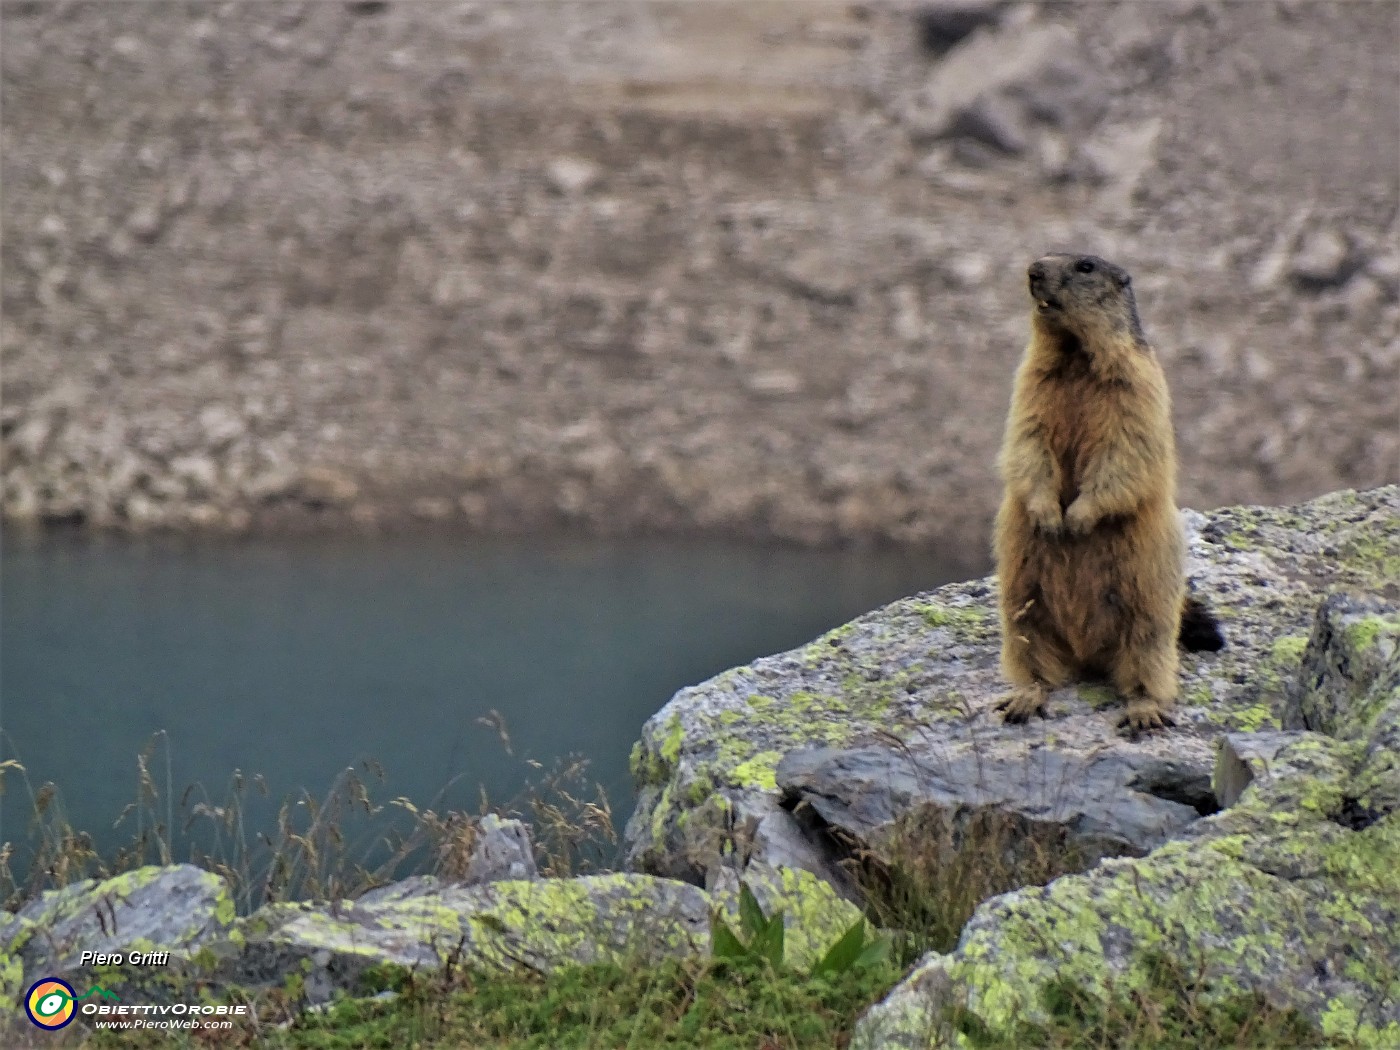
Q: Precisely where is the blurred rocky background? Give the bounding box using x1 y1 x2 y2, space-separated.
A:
3 0 1397 557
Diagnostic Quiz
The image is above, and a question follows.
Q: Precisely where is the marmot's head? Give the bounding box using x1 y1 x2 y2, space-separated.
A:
1027 253 1145 350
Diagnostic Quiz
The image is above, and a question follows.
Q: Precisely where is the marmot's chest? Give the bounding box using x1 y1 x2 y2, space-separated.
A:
1038 375 1117 505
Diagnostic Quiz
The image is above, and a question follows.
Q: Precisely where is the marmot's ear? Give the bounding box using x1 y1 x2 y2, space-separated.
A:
1118 274 1131 289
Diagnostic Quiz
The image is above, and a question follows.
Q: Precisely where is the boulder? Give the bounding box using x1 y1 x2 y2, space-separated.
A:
0 865 236 1004
223 866 860 1005
853 591 1400 1048
228 874 711 1004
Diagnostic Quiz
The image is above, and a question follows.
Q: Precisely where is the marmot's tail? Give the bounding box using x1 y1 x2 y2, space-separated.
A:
1179 595 1225 652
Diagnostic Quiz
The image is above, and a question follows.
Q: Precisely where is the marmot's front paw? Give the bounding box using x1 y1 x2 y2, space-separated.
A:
1063 498 1097 535
1117 698 1176 737
997 688 1049 724
1025 495 1063 534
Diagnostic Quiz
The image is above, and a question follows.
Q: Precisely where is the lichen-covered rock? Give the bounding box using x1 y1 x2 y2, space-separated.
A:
852 590 1400 1049
223 865 862 1006
624 487 1400 893
225 874 709 1004
0 859 863 1017
0 864 235 1004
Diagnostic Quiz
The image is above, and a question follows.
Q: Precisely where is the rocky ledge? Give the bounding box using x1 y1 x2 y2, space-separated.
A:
623 485 1399 1046
1 486 1396 1045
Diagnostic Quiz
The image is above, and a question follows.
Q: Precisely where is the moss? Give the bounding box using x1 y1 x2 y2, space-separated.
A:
763 867 865 971
685 776 715 805
0 951 22 1002
1185 682 1215 707
1340 534 1400 584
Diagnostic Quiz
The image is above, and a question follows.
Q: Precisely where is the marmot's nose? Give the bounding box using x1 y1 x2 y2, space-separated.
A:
1027 260 1047 282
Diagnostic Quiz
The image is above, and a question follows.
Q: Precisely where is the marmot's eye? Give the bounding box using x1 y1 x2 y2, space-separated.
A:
1075 259 1096 274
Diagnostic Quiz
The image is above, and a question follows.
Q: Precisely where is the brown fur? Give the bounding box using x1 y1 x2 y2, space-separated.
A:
994 253 1188 734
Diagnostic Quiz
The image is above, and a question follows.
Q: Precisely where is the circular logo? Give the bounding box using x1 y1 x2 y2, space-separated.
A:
25 978 76 1030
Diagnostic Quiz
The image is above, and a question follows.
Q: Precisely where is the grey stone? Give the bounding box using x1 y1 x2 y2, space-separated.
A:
9 416 52 460
545 157 601 195
1290 228 1357 290
464 814 538 884
777 743 1203 871
213 866 856 1006
1283 591 1400 741
903 22 1108 151
0 865 235 1001
1212 729 1310 808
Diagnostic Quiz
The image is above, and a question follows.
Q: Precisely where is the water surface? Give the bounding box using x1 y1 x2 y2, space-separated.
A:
1 529 970 880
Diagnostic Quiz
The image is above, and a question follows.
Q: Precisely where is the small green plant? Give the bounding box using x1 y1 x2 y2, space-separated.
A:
711 882 787 967
711 881 891 976
808 913 892 979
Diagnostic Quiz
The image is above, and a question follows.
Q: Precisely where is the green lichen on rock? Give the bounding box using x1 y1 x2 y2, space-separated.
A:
0 864 233 974
0 864 238 1016
215 872 717 1006
24 864 861 1012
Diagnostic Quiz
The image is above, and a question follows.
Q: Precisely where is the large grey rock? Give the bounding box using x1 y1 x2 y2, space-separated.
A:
222 866 860 1006
229 874 711 1003
853 591 1400 1049
0 865 236 1004
777 742 1206 874
625 487 1399 897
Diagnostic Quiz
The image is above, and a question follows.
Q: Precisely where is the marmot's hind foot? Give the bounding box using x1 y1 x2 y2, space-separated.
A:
1117 698 1176 738
998 687 1049 725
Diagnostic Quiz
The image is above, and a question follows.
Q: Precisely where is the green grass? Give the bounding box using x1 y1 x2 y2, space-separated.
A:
86 957 901 1050
79 950 1346 1050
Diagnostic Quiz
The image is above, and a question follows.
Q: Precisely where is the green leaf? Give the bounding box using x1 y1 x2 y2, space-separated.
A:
854 934 892 969
710 915 749 961
737 882 767 940
810 918 868 978
752 908 786 968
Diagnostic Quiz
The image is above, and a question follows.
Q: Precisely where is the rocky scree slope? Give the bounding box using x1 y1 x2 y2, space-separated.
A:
3 2 1396 549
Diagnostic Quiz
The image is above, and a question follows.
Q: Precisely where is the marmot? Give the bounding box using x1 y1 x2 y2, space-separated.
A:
993 253 1222 734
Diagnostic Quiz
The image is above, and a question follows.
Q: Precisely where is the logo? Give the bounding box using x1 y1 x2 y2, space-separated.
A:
23 979 120 1030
